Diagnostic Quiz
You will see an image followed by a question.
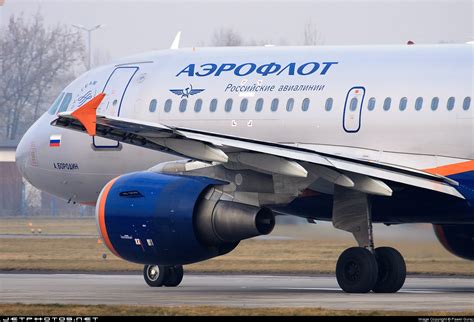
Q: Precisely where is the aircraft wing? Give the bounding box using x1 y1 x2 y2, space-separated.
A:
52 108 464 200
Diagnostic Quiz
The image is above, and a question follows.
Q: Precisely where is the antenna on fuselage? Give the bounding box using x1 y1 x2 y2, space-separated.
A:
170 31 182 50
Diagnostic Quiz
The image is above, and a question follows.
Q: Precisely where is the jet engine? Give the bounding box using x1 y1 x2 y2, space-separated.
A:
433 224 474 260
96 171 275 265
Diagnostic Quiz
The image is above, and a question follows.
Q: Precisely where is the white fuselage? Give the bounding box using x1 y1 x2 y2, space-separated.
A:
16 44 473 204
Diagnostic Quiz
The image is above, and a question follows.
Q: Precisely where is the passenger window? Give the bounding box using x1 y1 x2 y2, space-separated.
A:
210 99 218 112
240 99 248 112
399 97 407 111
179 99 187 112
149 99 157 113
367 97 376 111
255 98 264 112
57 93 72 113
415 97 423 111
325 98 333 111
383 97 391 111
286 98 294 112
194 99 202 112
225 99 233 112
48 93 65 115
271 98 279 112
463 96 471 110
164 99 172 113
302 98 310 111
349 97 358 111
431 97 439 111
447 97 455 111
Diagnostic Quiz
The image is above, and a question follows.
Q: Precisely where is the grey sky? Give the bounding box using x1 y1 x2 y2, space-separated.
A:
1 0 473 64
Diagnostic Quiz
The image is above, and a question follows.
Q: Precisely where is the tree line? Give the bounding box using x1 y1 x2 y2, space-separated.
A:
0 13 86 140
0 13 323 141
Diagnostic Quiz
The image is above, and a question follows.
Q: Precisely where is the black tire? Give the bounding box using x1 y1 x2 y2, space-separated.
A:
373 247 406 293
143 264 166 287
163 265 184 287
336 247 378 293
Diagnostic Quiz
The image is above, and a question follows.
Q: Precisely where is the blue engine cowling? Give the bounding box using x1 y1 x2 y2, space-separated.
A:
96 171 274 265
433 224 474 261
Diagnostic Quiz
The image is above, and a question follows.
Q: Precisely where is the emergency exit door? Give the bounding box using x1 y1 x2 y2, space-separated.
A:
343 86 365 133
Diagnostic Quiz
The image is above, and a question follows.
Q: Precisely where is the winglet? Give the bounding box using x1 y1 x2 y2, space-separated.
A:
71 93 106 136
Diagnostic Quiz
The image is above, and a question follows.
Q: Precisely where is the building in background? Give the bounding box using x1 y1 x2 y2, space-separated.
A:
0 139 22 216
0 140 93 217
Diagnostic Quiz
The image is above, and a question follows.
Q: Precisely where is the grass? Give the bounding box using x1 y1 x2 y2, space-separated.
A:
0 217 97 235
1 237 473 275
1 217 473 275
1 304 473 316
1 218 472 316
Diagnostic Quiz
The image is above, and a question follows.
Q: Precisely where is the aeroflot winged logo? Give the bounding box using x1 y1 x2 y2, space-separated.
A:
170 84 205 98
176 61 338 77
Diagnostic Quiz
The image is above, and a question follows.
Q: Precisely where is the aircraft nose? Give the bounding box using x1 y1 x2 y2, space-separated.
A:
15 123 37 183
16 130 30 180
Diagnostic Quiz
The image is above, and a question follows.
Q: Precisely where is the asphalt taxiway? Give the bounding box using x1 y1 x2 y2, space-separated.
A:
1 274 473 311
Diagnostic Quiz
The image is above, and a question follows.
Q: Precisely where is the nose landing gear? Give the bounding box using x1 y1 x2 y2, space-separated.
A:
144 264 184 287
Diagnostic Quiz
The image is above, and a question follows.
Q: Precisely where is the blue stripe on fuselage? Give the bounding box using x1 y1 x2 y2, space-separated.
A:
449 171 474 202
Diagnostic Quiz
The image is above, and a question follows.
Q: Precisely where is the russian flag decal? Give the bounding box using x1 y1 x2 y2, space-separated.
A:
49 135 61 147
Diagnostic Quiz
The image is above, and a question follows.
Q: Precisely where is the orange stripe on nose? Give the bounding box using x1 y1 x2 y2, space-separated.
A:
424 160 474 177
98 177 120 258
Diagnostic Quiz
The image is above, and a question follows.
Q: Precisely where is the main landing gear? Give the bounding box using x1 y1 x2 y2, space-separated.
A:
332 187 407 293
144 264 184 287
336 245 406 293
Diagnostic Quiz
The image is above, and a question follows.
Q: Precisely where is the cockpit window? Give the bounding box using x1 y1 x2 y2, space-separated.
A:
48 93 65 115
57 93 72 113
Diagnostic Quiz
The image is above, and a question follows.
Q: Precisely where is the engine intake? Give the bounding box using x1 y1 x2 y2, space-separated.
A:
96 171 275 266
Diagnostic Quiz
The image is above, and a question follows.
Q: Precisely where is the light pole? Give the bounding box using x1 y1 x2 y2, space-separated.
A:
72 24 105 70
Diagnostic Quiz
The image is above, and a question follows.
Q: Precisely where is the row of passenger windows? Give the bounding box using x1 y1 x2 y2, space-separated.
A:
367 96 471 112
149 96 472 113
149 97 312 113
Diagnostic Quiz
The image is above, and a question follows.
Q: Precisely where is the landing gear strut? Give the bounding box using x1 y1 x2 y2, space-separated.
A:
333 187 406 293
143 264 184 287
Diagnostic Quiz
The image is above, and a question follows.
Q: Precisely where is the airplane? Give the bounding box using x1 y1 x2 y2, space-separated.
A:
15 42 474 294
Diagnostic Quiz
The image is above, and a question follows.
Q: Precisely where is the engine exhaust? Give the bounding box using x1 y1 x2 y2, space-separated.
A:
195 200 275 246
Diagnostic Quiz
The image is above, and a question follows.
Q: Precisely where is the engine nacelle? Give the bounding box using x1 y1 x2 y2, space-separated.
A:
433 224 474 260
96 171 275 265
